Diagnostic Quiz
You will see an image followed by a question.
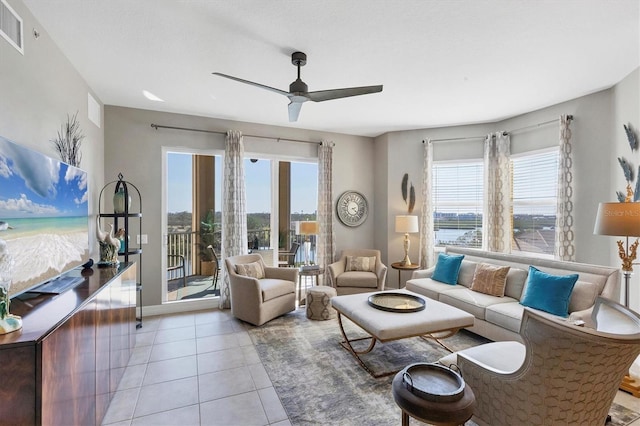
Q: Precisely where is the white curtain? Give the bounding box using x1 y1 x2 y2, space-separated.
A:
219 130 247 309
555 115 575 261
418 140 435 269
316 140 336 285
483 132 512 253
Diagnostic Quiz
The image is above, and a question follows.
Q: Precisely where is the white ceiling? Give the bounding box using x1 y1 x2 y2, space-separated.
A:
22 0 640 137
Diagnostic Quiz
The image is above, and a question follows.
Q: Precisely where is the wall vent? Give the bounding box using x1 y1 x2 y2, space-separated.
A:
0 0 23 54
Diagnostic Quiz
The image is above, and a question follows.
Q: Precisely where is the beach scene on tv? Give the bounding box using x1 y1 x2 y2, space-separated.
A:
0 136 89 296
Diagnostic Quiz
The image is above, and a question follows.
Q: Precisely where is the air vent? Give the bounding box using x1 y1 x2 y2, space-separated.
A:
0 0 23 54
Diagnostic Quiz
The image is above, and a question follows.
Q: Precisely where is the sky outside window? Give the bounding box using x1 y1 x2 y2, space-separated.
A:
167 153 317 214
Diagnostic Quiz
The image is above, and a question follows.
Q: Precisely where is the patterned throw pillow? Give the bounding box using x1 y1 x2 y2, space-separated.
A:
470 263 511 297
236 261 265 279
345 256 376 272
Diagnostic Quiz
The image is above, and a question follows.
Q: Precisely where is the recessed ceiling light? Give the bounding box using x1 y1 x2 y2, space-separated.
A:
142 90 164 102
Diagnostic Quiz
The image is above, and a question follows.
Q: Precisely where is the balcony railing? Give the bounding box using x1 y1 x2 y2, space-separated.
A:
166 228 310 278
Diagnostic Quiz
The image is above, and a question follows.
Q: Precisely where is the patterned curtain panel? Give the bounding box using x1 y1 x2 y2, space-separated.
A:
219 130 247 309
555 115 575 261
483 132 512 253
418 140 435 268
316 140 336 285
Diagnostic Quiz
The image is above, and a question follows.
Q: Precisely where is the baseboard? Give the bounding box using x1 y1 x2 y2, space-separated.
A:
142 297 221 317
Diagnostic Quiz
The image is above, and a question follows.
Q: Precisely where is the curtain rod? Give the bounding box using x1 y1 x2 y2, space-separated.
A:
423 115 574 143
150 123 321 145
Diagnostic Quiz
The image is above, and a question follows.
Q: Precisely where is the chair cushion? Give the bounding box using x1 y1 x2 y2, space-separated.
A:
345 256 376 272
236 261 265 279
520 266 578 317
439 341 526 374
336 271 378 288
260 278 295 302
432 253 465 285
470 263 510 297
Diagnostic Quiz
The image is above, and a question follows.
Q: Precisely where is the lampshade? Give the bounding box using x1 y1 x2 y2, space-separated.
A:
594 202 640 237
298 221 319 236
395 215 419 234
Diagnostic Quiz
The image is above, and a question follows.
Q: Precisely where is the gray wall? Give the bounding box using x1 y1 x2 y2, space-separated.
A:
104 106 374 309
0 0 104 260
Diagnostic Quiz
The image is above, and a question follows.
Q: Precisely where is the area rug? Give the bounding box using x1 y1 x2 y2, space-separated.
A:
248 308 640 426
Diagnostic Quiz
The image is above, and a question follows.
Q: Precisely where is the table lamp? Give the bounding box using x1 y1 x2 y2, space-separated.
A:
593 202 640 307
594 201 640 396
298 221 319 265
396 215 419 266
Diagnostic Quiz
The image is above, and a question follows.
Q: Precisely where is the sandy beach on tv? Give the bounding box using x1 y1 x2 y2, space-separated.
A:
4 231 89 296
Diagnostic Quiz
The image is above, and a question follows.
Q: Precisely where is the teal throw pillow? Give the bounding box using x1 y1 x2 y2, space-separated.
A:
520 266 578 317
432 253 465 285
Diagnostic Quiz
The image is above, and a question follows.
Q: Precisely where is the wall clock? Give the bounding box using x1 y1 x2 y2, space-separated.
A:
336 191 368 227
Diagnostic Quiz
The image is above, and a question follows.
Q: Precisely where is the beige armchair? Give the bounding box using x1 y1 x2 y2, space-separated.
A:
440 297 640 425
225 254 297 326
328 249 387 295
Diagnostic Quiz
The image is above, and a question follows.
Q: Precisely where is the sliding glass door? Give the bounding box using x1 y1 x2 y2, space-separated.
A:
164 150 317 303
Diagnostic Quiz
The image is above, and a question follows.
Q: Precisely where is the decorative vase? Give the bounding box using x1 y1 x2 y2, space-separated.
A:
113 187 130 214
98 241 119 266
115 228 128 254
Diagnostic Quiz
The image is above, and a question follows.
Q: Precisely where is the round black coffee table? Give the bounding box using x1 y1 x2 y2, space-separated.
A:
392 367 475 426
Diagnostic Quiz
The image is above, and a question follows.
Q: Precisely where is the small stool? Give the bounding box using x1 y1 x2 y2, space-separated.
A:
306 285 337 320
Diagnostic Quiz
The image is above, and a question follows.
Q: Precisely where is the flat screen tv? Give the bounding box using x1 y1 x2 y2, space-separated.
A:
0 135 90 297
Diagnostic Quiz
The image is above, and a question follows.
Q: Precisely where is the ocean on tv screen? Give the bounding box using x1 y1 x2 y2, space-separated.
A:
0 136 90 297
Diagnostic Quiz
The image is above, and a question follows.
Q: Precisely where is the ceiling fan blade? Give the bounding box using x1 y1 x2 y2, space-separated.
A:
307 85 383 102
288 101 303 122
212 72 289 97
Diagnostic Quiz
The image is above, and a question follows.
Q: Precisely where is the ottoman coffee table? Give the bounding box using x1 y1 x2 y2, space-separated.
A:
331 289 474 378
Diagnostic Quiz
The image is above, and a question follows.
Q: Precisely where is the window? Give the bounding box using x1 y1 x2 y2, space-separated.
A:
433 160 483 248
511 148 559 256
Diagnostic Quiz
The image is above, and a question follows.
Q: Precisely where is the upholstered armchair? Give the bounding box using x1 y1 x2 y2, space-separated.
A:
439 297 640 425
225 254 297 326
328 249 387 295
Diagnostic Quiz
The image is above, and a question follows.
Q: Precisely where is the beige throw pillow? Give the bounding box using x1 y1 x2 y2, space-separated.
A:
470 263 510 297
236 261 265 279
345 256 376 272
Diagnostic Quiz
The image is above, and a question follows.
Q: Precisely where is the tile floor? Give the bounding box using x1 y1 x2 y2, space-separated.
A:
103 307 640 426
102 308 290 426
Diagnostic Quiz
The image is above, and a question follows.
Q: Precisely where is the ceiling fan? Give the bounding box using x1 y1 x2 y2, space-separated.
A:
213 52 383 122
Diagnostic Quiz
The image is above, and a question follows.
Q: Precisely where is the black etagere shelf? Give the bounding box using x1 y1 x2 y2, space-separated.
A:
98 173 143 328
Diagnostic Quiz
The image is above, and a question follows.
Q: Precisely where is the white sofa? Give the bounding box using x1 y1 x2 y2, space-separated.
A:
406 247 620 342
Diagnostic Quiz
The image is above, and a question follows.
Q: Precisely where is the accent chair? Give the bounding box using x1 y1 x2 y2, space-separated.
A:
439 297 640 425
225 254 297 326
328 249 387 295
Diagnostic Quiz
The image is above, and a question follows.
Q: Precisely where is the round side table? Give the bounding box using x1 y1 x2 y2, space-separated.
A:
392 368 475 426
298 266 323 305
391 262 420 288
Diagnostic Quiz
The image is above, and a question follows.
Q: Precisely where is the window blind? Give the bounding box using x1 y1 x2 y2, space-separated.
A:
433 160 483 248
511 148 559 255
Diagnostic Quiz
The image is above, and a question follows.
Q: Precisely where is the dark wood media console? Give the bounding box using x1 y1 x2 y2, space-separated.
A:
0 263 137 425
